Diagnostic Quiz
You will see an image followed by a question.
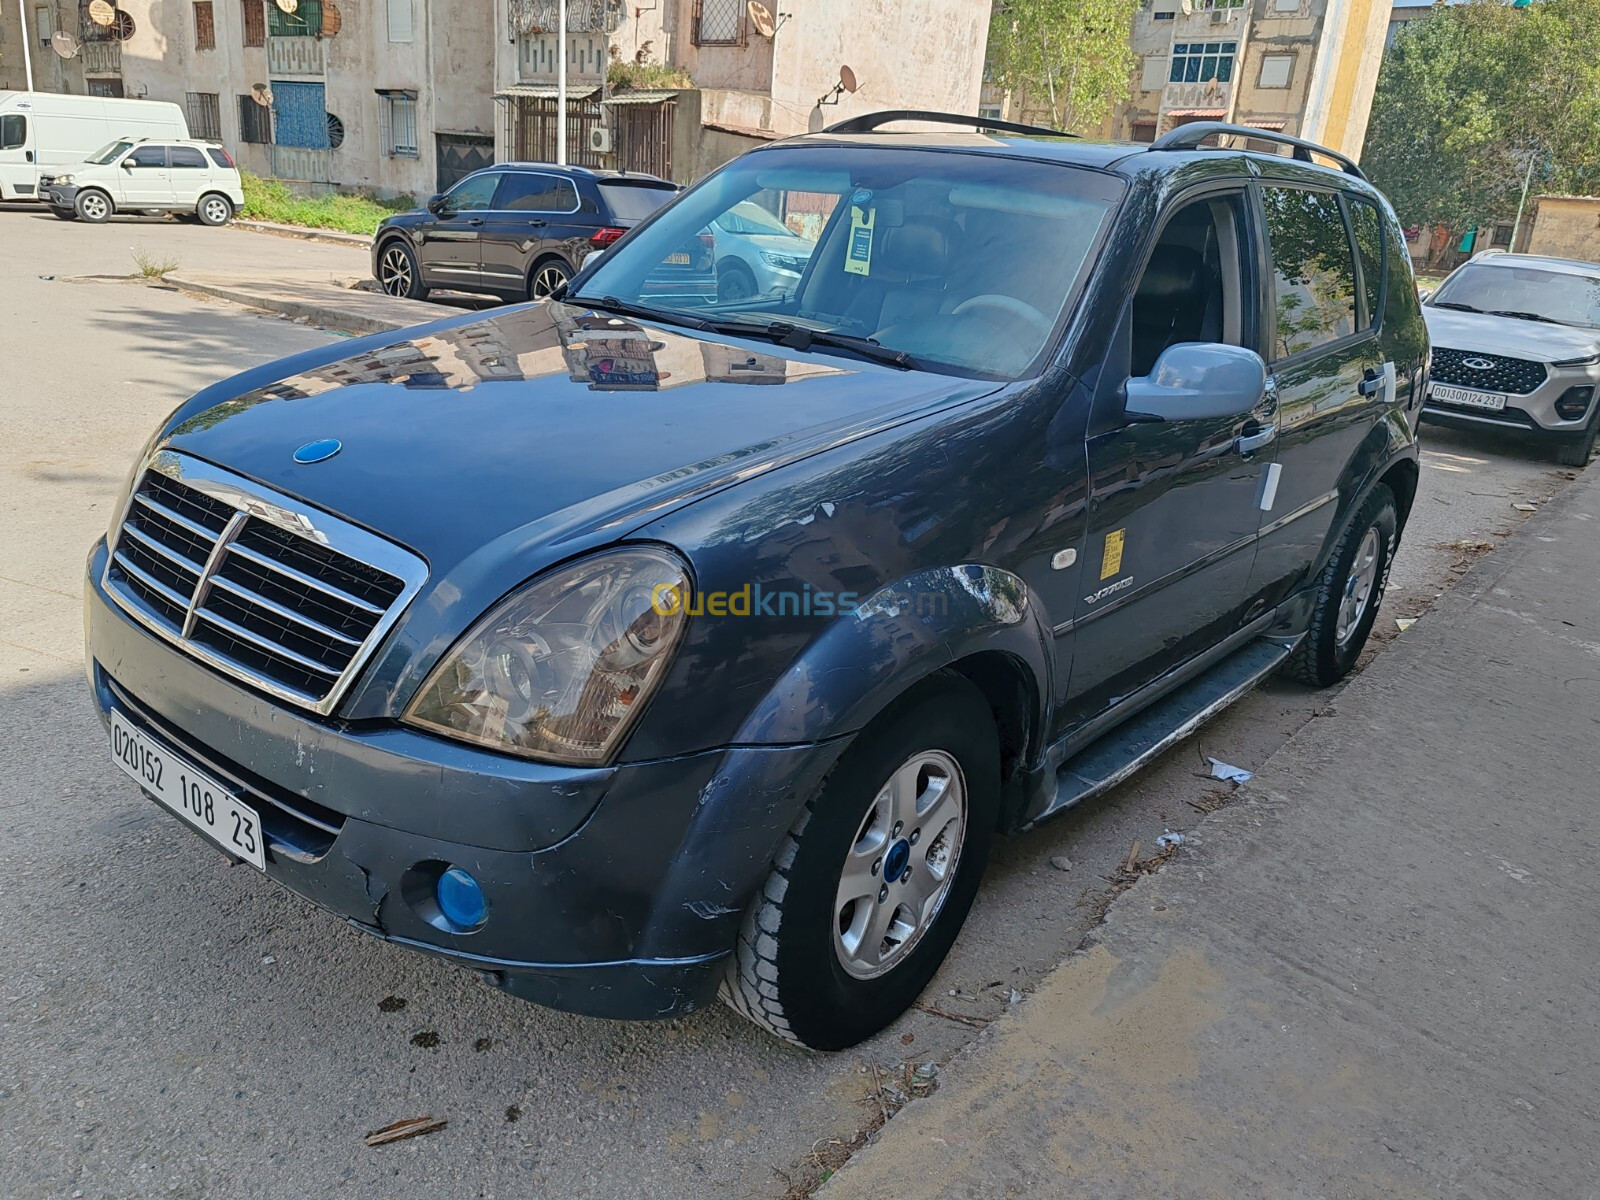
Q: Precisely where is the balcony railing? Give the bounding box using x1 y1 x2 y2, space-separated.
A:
81 40 121 75
266 36 324 75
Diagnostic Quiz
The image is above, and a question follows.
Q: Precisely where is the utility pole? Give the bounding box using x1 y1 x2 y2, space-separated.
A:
1509 151 1537 252
556 0 568 164
19 0 36 91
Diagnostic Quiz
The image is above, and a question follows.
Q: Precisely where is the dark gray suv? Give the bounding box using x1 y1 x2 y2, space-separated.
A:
88 115 1427 1049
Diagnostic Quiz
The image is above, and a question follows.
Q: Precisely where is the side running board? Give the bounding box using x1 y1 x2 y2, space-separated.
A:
1028 636 1296 828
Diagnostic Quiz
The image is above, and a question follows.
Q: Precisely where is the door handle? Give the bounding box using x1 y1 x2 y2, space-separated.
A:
25 150 34 162
466 217 484 226
1236 422 1277 455
1358 368 1384 396
527 218 547 227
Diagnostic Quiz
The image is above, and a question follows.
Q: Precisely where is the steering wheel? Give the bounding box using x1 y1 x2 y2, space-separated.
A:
951 294 1053 341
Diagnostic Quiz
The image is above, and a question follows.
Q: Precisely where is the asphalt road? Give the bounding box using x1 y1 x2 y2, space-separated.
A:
0 214 1579 1200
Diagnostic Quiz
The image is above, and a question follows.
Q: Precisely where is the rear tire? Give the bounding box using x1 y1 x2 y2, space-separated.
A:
197 193 234 226
721 675 999 1050
527 258 572 302
1285 484 1398 687
1553 417 1598 468
74 189 113 223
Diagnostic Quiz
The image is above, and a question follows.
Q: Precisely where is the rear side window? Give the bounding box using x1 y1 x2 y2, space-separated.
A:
205 147 234 169
492 172 578 212
1348 198 1385 328
598 181 677 223
170 146 208 169
1260 185 1358 358
0 114 25 151
128 145 169 168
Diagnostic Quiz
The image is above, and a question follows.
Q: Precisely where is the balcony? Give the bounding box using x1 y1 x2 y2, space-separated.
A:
80 39 121 76
266 36 324 76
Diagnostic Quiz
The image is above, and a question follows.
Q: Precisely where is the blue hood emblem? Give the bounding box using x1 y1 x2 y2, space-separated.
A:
293 438 342 464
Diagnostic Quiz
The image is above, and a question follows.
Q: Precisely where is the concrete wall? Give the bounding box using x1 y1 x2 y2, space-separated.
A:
1 1 85 93
110 0 493 196
1526 197 1600 266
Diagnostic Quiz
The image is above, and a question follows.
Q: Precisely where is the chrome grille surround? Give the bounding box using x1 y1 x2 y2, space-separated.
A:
103 450 428 716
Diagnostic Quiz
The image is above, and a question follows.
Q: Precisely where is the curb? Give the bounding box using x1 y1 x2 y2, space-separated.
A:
233 219 374 249
165 272 416 335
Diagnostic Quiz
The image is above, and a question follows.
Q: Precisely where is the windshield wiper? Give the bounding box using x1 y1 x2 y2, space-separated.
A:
1431 301 1483 313
565 294 714 332
707 319 918 369
1486 309 1563 324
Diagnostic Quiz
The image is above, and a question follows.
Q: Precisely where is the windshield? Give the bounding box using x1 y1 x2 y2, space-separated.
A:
574 146 1121 379
597 180 678 223
1432 262 1600 329
86 139 135 165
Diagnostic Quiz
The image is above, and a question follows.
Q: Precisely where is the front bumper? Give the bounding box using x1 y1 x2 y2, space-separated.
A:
40 182 80 209
1422 356 1600 439
86 539 850 1018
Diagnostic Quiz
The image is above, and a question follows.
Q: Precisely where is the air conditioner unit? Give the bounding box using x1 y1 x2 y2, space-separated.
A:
1211 9 1230 21
589 125 612 153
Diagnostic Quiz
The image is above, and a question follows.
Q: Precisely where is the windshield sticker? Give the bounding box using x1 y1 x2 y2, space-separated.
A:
1100 528 1125 579
844 205 876 276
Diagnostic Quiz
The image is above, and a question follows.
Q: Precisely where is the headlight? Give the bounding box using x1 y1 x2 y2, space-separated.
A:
52 174 73 185
1552 353 1600 368
759 251 807 273
403 548 691 765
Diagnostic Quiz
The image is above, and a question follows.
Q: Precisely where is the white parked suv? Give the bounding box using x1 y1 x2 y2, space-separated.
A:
39 138 244 226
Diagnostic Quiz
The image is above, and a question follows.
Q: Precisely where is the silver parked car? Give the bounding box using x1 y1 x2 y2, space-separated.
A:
711 200 816 301
1421 251 1600 465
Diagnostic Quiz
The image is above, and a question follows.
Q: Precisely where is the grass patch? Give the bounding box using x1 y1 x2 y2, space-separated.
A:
131 248 180 278
607 59 694 91
239 171 414 236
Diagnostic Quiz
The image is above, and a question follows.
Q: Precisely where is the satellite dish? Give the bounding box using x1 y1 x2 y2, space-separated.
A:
87 0 114 25
839 65 858 94
51 30 80 58
747 0 776 37
251 83 274 107
321 0 341 34
274 0 297 13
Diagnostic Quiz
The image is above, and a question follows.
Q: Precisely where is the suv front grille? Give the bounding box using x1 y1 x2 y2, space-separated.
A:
105 452 426 714
1431 347 1547 395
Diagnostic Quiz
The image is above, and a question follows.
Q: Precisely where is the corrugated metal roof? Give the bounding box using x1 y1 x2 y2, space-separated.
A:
495 84 601 100
601 90 680 106
1166 108 1227 118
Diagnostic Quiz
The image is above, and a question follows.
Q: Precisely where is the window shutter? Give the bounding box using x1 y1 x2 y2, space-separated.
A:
386 0 412 43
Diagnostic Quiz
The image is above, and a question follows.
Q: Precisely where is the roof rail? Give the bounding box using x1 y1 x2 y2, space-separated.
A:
1147 121 1366 180
822 110 1074 140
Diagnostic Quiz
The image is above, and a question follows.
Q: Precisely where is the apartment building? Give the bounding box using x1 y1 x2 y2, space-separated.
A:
0 0 99 93
8 0 498 196
1116 0 1391 160
493 0 990 184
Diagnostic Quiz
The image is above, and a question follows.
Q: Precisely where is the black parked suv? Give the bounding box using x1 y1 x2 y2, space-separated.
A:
88 114 1427 1050
371 163 690 303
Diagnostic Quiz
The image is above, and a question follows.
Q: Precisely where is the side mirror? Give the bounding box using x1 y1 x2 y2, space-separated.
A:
121 159 135 171
581 248 606 271
1125 343 1267 423
1416 287 1433 303
425 193 445 215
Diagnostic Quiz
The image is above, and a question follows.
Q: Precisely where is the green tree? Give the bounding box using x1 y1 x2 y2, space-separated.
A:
986 0 1143 134
1363 0 1600 235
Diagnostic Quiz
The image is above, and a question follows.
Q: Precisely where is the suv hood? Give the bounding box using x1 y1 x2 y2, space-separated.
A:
160 301 997 579
1424 306 1600 363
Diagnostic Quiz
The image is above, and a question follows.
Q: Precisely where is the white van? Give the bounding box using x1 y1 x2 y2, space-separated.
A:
0 92 188 200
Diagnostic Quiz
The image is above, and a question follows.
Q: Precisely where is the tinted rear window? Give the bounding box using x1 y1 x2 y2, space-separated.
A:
205 147 233 169
170 146 208 169
598 181 677 223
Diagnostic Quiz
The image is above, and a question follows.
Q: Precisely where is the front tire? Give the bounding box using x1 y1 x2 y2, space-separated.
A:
376 240 429 300
197 193 234 226
1285 484 1398 687
50 206 77 221
716 260 757 303
74 189 113 223
721 675 999 1050
1553 416 1598 468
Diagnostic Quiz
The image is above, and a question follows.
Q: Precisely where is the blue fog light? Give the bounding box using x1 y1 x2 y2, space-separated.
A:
436 867 486 927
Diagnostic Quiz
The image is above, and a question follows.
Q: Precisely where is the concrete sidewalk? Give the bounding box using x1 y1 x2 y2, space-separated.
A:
826 469 1600 1198
165 270 443 334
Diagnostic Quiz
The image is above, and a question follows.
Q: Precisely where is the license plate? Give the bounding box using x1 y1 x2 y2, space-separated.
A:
109 710 266 870
666 252 691 265
1431 383 1506 411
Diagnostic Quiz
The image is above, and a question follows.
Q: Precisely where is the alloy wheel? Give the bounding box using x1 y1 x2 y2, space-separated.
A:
202 197 230 225
379 247 414 297
833 749 967 980
80 193 109 221
530 263 569 300
1336 526 1381 646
